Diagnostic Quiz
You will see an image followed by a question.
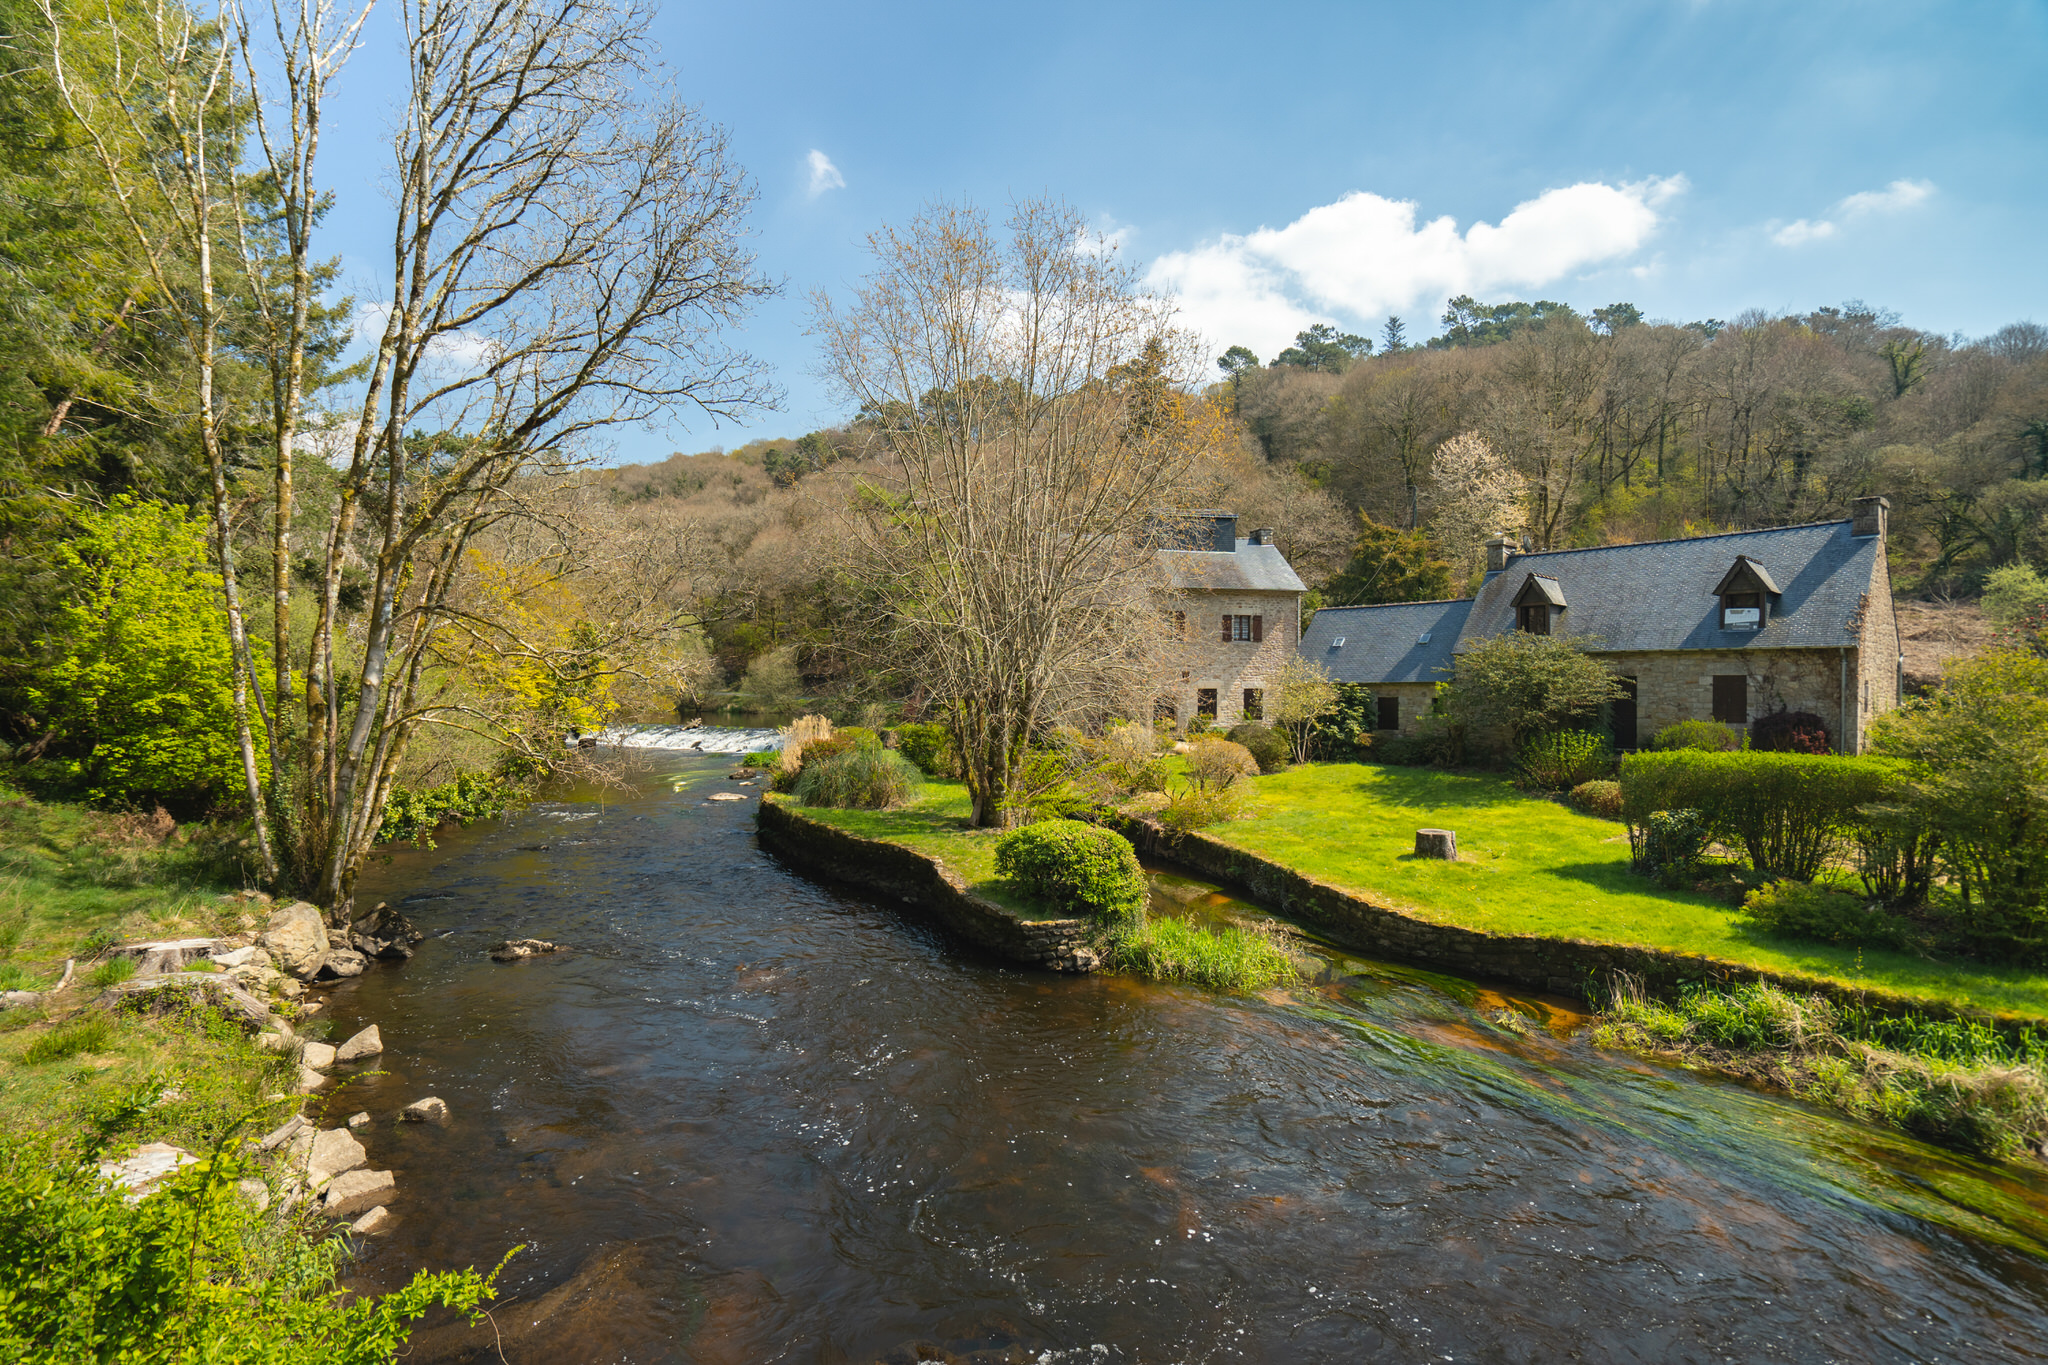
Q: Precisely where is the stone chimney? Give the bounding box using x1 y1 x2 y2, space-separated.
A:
1248 527 1274 547
1484 534 1517 574
1851 495 1890 539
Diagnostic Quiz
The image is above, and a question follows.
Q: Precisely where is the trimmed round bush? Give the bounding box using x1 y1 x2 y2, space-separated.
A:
1568 779 1624 819
793 746 923 810
1225 722 1291 774
1651 719 1741 752
1749 708 1831 754
994 819 1146 926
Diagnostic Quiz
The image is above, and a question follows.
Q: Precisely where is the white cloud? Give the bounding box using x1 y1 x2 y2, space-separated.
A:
1145 176 1686 368
1839 178 1934 217
1771 218 1838 247
354 301 494 368
1769 179 1934 248
806 149 845 198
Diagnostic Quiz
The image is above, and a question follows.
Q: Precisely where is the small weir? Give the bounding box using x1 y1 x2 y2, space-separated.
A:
319 748 2048 1362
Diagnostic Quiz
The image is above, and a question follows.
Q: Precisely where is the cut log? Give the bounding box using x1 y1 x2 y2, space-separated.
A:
1414 828 1458 860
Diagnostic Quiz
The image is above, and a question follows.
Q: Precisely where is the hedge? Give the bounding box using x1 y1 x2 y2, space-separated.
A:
993 819 1146 926
1618 749 1904 883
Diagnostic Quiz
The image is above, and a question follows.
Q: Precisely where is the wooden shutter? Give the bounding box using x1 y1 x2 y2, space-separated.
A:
1251 615 1263 643
1711 674 1748 725
1221 614 1232 643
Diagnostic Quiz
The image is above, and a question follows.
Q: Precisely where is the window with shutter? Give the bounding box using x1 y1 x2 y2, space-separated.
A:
1251 615 1263 642
1196 688 1218 719
1242 687 1263 720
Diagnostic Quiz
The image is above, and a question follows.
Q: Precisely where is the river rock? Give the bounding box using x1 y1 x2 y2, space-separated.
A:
489 939 565 962
402 1096 450 1124
262 902 330 980
349 902 425 962
211 945 264 969
97 1142 195 1200
2 989 39 1009
334 1025 383 1062
299 1040 337 1069
306 1128 367 1187
315 950 369 980
322 1168 395 1219
295 1065 327 1093
351 1205 393 1235
257 1030 293 1052
346 1111 371 1129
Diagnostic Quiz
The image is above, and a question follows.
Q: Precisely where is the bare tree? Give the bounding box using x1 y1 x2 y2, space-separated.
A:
1425 431 1524 576
812 199 1206 827
301 0 775 913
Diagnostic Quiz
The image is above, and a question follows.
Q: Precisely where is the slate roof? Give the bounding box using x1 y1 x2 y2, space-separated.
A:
1292 518 1889 686
1460 519 1884 654
1158 543 1306 594
1300 598 1473 685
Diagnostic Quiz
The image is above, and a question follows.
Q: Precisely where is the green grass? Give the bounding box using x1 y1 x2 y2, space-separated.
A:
1101 917 1304 991
85 957 137 989
1211 764 2048 1022
1594 979 2048 1159
0 780 254 970
783 786 1041 913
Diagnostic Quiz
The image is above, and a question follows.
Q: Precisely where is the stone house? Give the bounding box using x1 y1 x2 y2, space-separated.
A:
1298 496 1902 753
1155 511 1307 728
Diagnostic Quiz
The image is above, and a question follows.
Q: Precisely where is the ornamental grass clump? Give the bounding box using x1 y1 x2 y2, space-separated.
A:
993 820 1146 926
793 746 922 811
1568 779 1624 820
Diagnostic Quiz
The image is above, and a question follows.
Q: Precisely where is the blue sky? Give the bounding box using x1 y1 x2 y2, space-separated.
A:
312 0 2048 464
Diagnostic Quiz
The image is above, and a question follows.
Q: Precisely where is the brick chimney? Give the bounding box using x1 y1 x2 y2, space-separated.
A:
1248 527 1274 547
1851 495 1890 539
1484 534 1517 574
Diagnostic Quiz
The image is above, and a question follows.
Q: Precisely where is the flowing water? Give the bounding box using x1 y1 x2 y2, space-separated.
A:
322 752 2048 1363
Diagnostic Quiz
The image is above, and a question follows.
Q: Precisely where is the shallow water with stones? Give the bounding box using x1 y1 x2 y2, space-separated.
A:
319 753 2048 1363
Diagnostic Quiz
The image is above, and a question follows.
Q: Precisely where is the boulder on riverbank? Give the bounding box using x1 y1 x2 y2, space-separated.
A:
489 939 566 962
322 1168 395 1218
335 1025 383 1062
350 902 424 961
402 1096 450 1124
261 902 330 980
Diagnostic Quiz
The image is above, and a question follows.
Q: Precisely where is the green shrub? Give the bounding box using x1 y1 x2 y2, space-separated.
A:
22 1017 113 1065
1225 722 1291 774
1305 682 1376 761
1568 779 1624 819
1445 632 1627 751
793 747 923 810
833 726 882 751
1749 708 1831 754
0 1128 507 1361
87 957 137 989
1517 729 1611 790
993 820 1145 926
1101 917 1303 991
378 770 519 846
1741 879 1916 949
0 965 37 993
797 736 854 766
740 749 779 769
1651 719 1742 752
1637 808 1710 888
892 722 960 778
1618 749 1903 882
1158 782 1256 832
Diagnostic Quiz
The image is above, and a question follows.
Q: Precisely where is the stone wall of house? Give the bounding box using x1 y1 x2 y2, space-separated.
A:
1160 590 1301 727
1595 647 1856 749
1850 553 1902 754
1369 682 1439 734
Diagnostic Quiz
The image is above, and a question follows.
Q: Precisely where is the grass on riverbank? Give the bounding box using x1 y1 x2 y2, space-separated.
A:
775 790 1306 992
1593 978 2048 1160
1212 764 2048 1023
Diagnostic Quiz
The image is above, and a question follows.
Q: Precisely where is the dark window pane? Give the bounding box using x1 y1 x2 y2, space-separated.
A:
1242 688 1263 720
1376 695 1400 730
1197 688 1218 719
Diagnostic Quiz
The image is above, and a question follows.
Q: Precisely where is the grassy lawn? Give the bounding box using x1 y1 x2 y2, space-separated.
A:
773 786 1041 914
1216 764 2048 1022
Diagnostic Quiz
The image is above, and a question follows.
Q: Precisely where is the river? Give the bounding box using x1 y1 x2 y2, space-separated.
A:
323 753 2048 1362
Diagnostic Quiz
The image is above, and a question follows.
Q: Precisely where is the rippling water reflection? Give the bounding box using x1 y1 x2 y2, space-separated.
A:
324 759 2048 1363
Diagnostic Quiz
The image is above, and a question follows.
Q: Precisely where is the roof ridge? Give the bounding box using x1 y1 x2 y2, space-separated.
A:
1315 597 1475 611
1509 518 1848 559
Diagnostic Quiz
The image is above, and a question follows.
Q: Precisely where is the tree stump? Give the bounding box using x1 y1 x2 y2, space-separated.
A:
1415 828 1458 860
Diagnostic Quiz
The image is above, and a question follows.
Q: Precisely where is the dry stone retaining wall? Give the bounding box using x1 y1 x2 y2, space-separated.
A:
756 798 1098 972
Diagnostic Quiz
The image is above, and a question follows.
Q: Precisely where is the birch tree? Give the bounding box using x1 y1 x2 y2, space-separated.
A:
812 199 1206 827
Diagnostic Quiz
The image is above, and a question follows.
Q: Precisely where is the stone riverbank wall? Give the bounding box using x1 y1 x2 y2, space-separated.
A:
1112 817 2047 1031
756 798 1099 972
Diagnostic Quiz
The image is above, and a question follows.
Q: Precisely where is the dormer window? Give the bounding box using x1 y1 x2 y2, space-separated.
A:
1512 573 1567 635
1712 555 1780 632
